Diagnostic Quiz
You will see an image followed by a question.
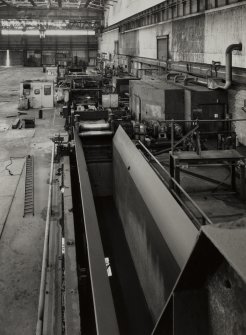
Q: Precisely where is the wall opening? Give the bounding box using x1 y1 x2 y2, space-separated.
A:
114 41 119 55
157 35 169 61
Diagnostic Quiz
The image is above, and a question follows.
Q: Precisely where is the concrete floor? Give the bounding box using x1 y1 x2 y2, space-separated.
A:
0 66 64 334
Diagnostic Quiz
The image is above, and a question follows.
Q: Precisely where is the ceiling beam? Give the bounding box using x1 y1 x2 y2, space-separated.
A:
0 7 103 19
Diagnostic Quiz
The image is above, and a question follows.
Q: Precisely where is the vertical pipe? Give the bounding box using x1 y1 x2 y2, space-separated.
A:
36 143 55 335
223 43 242 90
171 119 174 155
6 49 10 67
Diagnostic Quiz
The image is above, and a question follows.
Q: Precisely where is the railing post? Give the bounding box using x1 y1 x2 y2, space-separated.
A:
171 119 174 155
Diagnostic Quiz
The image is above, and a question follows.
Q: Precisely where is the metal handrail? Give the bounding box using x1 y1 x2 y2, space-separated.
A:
36 143 55 335
152 118 245 156
157 118 246 123
137 140 213 227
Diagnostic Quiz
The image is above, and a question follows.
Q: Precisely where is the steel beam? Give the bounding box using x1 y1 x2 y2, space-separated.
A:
113 126 198 268
179 167 231 189
74 130 120 335
113 127 199 319
63 157 81 334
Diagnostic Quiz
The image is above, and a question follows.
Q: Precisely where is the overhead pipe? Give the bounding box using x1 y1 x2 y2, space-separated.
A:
208 43 242 90
130 44 244 86
222 43 242 89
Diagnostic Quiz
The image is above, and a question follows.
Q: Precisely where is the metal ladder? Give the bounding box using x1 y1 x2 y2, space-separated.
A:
23 155 34 217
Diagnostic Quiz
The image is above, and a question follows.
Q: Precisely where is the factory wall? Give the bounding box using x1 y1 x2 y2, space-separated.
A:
104 0 165 27
172 15 205 63
0 34 98 66
100 4 246 144
204 6 246 67
0 50 6 66
98 29 119 55
229 88 246 145
102 9 246 66
0 34 97 51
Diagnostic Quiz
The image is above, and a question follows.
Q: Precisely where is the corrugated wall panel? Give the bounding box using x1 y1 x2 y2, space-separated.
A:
10 51 23 65
0 35 97 51
0 51 6 66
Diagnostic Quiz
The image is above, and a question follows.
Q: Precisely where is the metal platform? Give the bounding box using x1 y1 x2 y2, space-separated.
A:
170 149 246 199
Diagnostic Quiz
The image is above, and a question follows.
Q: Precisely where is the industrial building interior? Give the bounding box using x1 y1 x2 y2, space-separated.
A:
0 0 246 334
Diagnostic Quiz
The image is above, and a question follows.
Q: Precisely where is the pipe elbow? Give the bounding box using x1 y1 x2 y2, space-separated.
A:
219 80 231 90
226 43 242 54
220 43 242 90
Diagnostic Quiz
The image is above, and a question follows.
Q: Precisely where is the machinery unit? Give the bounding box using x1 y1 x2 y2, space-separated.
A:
102 94 119 108
20 80 54 109
112 76 140 99
129 79 230 151
129 79 185 122
57 65 68 82
45 66 57 77
172 80 228 134
67 74 103 107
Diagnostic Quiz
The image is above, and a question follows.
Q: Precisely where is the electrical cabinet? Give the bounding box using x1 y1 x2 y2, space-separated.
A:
182 84 228 134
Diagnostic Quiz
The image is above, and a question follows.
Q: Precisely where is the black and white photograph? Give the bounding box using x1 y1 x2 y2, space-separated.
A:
0 0 245 334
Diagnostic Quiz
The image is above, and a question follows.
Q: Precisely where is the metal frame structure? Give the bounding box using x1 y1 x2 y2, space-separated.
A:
169 149 246 200
0 0 106 10
0 9 103 21
0 18 101 30
104 0 246 33
137 140 213 229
